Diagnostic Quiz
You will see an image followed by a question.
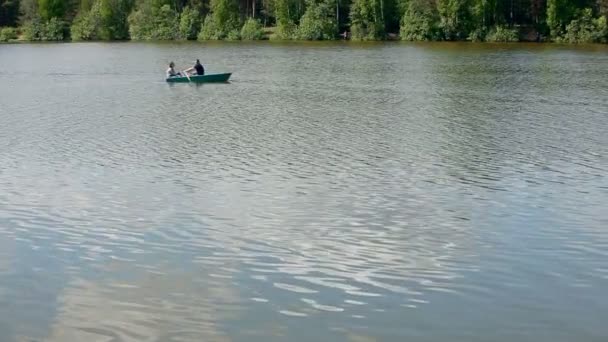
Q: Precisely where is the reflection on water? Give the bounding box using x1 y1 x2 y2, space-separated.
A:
0 42 607 341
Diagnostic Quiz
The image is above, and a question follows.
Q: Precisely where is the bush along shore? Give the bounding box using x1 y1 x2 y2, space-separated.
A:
0 0 607 43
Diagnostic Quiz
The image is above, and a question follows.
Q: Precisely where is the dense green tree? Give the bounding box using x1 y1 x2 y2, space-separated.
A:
71 0 102 39
469 0 485 27
2 0 607 42
23 15 66 39
0 25 17 39
437 0 471 39
38 0 67 19
400 0 440 40
198 0 239 39
485 24 519 40
100 0 133 39
72 0 132 40
273 0 295 38
43 14 65 36
547 0 574 36
295 0 337 39
240 16 264 38
563 7 607 41
349 0 385 39
179 5 201 38
19 0 38 22
129 1 179 39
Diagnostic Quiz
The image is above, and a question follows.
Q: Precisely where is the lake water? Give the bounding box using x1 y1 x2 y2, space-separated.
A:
0 42 607 341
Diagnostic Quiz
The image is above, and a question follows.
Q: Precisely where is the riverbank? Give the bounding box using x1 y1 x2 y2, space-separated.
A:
1 28 604 44
1 17 606 44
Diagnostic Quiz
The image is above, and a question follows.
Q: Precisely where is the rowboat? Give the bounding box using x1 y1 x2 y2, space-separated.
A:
166 73 232 83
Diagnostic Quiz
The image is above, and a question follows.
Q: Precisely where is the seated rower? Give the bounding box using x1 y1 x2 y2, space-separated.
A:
166 62 181 78
184 59 205 76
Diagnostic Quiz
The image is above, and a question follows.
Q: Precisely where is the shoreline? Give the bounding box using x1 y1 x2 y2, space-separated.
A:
2 39 608 46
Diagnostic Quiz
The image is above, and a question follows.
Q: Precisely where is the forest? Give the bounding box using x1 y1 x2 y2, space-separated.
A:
1 0 607 42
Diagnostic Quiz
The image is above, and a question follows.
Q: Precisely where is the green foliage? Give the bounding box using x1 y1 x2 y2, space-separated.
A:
71 0 131 40
547 0 576 38
38 0 67 20
6 0 608 43
400 0 440 41
129 2 179 40
152 4 179 39
349 0 385 40
71 0 102 40
295 0 337 40
199 15 240 40
0 26 18 41
127 5 152 39
596 16 608 43
226 28 240 39
271 0 296 39
98 0 133 40
562 8 608 43
437 0 471 40
468 27 486 41
20 0 40 22
198 15 221 39
44 16 65 39
485 25 519 41
78 0 96 12
197 0 240 40
240 17 264 39
22 18 43 40
469 0 485 29
23 16 66 40
209 0 240 31
273 20 296 39
179 6 201 40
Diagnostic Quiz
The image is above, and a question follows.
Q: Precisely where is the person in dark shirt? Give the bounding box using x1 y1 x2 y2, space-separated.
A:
194 59 205 75
185 59 205 76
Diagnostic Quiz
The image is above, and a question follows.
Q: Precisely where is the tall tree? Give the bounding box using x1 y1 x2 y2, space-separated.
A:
274 0 296 37
349 0 385 39
296 0 337 39
19 0 38 21
129 0 179 39
38 0 67 19
547 0 574 36
100 0 133 39
198 0 240 39
400 0 440 40
437 0 471 39
179 5 201 38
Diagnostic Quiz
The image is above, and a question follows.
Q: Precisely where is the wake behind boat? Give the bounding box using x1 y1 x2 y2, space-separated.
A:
166 73 232 83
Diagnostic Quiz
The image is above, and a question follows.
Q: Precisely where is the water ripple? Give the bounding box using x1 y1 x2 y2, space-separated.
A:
0 42 607 341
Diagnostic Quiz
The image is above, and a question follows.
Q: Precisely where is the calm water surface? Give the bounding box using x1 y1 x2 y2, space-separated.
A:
1 42 607 341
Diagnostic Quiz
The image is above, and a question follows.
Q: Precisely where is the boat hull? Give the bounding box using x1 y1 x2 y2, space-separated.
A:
166 73 231 83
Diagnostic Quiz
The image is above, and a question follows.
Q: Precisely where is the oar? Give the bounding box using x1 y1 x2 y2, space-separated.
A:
183 70 191 82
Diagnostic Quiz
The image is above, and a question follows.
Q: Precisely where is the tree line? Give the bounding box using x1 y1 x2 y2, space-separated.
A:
1 0 607 42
